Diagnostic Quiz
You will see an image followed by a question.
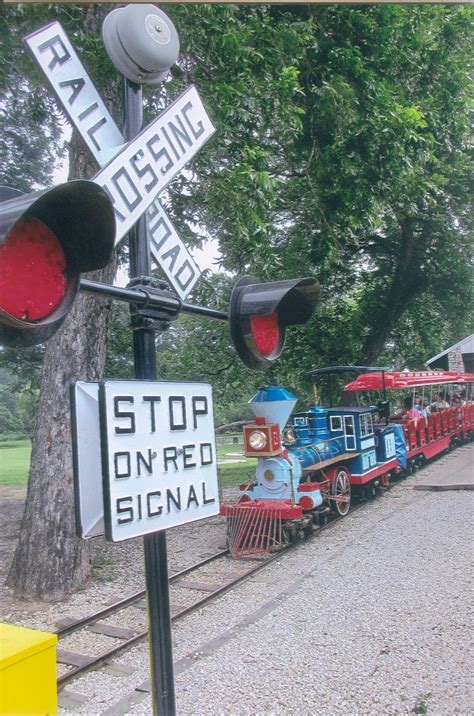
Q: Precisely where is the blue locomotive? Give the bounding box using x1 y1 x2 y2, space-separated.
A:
221 385 399 555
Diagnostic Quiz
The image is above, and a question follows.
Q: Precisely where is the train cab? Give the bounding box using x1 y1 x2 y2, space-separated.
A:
285 404 398 489
324 406 397 487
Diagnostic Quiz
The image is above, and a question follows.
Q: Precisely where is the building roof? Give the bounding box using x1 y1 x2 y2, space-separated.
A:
426 334 474 366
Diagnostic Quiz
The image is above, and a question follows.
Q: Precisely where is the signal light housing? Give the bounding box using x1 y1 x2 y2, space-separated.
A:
229 276 320 370
0 181 115 347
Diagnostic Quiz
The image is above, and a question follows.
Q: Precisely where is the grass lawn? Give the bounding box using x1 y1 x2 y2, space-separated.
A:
216 440 256 489
0 438 255 491
0 440 31 487
218 458 256 489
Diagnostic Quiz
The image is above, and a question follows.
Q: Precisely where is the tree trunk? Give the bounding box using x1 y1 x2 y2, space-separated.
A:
359 219 425 364
7 4 122 600
6 263 116 599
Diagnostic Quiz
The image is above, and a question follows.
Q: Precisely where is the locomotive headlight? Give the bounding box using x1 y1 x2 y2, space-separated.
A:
264 469 275 481
249 430 268 450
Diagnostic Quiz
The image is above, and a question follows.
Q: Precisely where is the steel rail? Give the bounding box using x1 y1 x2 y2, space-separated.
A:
57 536 308 688
56 549 228 638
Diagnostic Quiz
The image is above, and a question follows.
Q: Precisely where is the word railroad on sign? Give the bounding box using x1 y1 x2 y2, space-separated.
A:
25 21 124 165
25 21 212 300
71 380 220 542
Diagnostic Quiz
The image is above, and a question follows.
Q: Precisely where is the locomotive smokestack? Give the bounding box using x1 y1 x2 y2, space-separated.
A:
249 386 297 433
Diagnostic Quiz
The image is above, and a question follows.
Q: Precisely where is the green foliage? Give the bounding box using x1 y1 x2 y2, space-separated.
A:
2 4 472 427
158 4 472 375
105 303 135 379
0 5 65 191
0 364 39 437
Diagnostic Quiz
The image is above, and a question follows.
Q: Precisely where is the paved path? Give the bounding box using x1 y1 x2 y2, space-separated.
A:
414 442 473 490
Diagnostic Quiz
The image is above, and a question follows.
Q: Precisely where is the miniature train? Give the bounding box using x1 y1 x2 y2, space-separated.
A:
220 368 474 556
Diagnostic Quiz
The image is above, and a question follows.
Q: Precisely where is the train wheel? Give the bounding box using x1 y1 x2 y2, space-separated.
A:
406 461 416 475
284 522 298 544
332 468 351 517
363 484 377 499
318 513 329 527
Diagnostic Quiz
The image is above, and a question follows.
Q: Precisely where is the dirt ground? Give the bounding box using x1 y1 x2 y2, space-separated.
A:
0 486 46 615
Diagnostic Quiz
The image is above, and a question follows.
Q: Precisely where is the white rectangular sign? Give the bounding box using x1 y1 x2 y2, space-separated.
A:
95 86 215 245
99 380 220 542
25 22 124 165
147 199 201 300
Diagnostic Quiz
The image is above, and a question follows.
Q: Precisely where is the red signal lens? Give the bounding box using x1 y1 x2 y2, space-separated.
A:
250 312 280 356
0 218 67 321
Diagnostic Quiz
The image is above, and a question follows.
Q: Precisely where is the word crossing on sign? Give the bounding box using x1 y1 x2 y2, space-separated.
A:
99 380 219 542
94 86 215 245
25 22 124 165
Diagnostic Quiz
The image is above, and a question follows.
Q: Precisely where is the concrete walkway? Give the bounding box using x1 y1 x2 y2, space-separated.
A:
414 442 473 491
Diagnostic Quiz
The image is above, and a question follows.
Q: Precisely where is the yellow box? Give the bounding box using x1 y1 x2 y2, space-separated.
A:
0 623 57 715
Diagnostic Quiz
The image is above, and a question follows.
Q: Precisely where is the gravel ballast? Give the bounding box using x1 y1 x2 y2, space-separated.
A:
57 446 473 715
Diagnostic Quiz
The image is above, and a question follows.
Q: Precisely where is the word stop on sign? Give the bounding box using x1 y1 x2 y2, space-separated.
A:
99 380 220 541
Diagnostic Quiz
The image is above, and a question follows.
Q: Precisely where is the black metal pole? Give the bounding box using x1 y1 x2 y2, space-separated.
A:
79 278 228 322
124 78 176 716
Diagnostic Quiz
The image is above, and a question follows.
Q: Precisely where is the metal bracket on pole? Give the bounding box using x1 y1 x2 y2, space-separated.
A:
79 278 229 323
127 276 182 332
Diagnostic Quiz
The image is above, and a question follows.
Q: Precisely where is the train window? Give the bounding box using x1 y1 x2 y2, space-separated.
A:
330 416 342 431
360 413 374 437
344 416 354 435
293 416 308 426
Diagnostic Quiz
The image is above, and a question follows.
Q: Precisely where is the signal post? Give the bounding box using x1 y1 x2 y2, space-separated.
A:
123 54 177 716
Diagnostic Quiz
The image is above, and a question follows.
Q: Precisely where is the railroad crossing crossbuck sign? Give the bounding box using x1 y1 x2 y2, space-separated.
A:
25 21 214 300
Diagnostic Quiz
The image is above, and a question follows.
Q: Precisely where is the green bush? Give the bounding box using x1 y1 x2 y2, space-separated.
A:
0 432 31 443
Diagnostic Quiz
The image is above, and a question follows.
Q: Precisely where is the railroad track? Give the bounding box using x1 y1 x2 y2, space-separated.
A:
55 486 387 691
56 540 310 688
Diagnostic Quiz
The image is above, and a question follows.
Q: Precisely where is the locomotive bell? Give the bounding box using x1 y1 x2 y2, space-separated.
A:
102 4 180 85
